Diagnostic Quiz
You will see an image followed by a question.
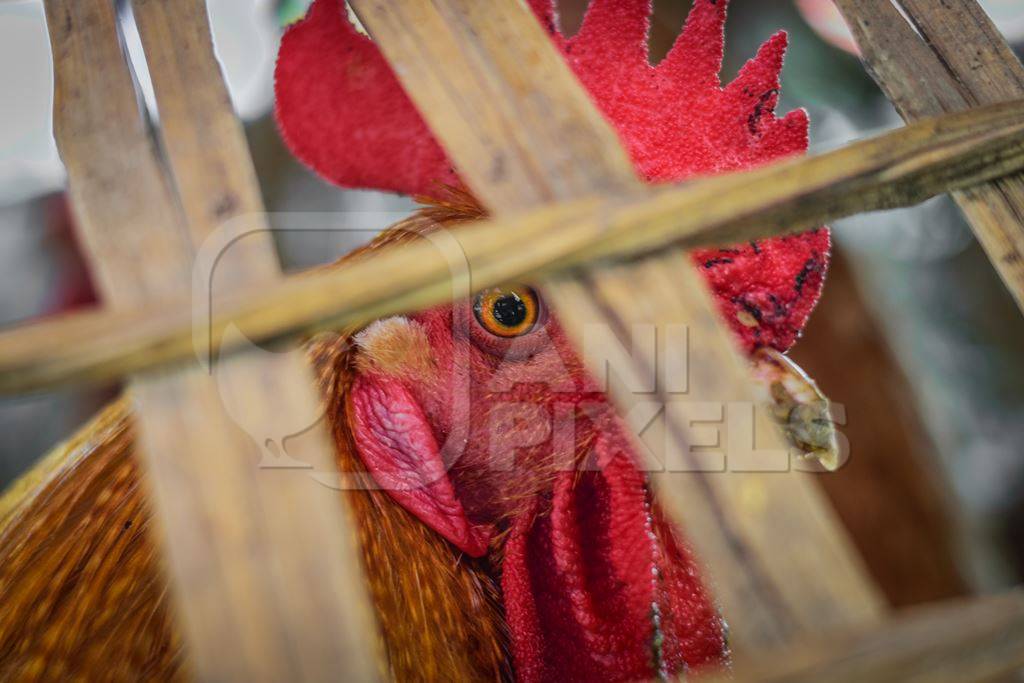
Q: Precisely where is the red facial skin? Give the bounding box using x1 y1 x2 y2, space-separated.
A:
349 298 726 681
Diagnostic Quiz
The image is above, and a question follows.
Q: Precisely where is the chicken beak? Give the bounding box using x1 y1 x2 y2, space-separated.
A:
751 347 841 471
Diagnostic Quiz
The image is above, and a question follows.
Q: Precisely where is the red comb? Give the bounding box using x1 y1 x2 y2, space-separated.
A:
275 0 829 352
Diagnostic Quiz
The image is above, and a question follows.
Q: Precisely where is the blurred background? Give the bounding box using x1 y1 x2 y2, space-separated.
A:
1 0 1022 606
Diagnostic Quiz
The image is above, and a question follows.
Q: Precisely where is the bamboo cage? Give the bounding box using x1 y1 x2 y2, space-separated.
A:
2 0 1024 680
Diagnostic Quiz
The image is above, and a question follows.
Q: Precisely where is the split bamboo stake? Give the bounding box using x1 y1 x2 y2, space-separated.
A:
725 589 1024 683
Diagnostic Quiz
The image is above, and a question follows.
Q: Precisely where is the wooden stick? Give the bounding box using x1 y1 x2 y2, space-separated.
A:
43 0 382 679
131 0 280 279
835 0 1024 314
1 100 1023 395
350 0 884 652
719 590 1024 683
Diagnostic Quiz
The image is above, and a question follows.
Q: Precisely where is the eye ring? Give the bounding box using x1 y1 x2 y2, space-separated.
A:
473 285 541 338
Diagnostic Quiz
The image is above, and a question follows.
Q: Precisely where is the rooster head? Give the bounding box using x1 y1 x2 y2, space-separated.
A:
276 0 829 679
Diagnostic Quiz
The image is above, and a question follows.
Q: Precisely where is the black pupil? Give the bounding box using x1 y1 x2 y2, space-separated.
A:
492 293 528 328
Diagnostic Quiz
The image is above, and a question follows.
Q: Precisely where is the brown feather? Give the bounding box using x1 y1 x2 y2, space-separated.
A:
0 399 183 681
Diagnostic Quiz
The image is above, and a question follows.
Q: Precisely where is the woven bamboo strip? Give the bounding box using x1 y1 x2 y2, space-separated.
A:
1 100 1022 396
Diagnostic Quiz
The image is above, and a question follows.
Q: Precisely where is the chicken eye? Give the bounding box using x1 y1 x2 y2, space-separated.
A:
473 286 540 338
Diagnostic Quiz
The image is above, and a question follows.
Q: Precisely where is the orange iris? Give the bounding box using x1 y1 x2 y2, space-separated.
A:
473 285 540 338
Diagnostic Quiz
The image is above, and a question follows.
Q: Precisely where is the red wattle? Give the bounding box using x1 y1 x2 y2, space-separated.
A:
502 451 725 681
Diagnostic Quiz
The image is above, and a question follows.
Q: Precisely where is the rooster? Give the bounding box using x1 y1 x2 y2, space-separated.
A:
0 0 830 680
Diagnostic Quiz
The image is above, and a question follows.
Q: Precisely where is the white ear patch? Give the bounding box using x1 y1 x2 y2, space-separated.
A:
354 316 436 379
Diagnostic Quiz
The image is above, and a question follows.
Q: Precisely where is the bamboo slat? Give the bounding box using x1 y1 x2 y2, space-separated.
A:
349 0 883 651
2 100 1024 394
726 590 1024 683
835 0 1024 314
130 0 280 278
42 0 381 679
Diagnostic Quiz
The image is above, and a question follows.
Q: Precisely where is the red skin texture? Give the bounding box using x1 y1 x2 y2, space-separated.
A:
274 0 833 678
349 372 492 556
